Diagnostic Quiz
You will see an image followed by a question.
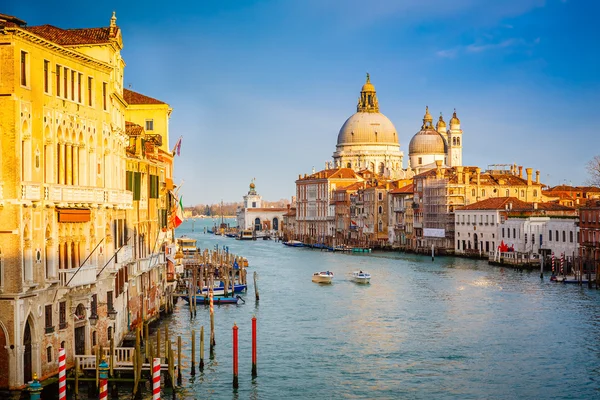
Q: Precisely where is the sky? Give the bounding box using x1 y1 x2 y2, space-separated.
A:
7 0 600 206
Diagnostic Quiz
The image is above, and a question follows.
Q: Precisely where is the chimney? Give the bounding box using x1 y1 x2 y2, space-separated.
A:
518 166 523 178
535 170 540 184
476 167 481 187
456 166 464 184
526 168 532 186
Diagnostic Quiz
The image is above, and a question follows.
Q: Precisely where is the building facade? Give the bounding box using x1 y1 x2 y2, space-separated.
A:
236 181 287 235
0 13 175 389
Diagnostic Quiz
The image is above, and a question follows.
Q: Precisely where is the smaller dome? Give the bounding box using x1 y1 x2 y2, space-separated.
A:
409 129 447 155
450 109 460 125
436 113 446 128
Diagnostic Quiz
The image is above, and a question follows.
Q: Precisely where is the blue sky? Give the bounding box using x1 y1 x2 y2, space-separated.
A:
8 0 600 205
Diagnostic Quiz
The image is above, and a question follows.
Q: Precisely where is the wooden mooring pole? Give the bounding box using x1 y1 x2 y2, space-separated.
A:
177 336 182 385
254 271 260 302
191 330 196 375
200 326 205 371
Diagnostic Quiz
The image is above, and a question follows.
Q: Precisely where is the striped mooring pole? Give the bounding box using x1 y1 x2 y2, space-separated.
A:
560 253 564 275
551 252 555 273
152 357 161 400
58 348 66 400
98 357 109 400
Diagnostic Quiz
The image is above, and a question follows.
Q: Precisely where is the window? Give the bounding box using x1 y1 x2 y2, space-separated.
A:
63 67 68 98
532 234 535 244
378 206 383 214
556 230 559 241
418 157 422 165
570 231 573 243
20 51 28 86
107 291 113 311
471 189 476 197
378 192 383 201
505 189 509 196
47 346 53 363
56 65 61 97
562 231 566 242
78 73 82 102
145 119 154 131
520 190 525 197
525 233 528 244
45 304 54 333
71 71 75 101
59 301 67 329
44 60 49 93
91 294 98 316
482 189 486 196
102 82 107 110
88 77 93 106
502 228 505 237
508 228 510 238
549 230 552 241
513 228 516 238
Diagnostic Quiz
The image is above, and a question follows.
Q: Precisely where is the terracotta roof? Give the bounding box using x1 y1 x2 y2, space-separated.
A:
457 197 575 213
25 24 118 46
123 88 166 105
0 13 26 26
125 121 143 136
390 183 414 194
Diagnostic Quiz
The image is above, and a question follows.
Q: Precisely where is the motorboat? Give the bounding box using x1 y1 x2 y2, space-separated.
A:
352 270 371 284
312 271 334 284
238 229 255 240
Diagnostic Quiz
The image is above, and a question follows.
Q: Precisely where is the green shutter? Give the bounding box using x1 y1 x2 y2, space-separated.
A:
133 172 141 201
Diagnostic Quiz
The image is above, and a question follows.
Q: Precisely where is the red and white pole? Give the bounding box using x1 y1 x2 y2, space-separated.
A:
58 348 66 400
551 253 555 273
561 253 565 275
233 323 239 388
152 357 161 400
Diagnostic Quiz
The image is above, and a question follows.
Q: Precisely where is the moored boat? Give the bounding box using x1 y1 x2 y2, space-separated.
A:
238 229 255 240
283 240 304 247
352 270 371 284
181 294 244 305
312 271 334 284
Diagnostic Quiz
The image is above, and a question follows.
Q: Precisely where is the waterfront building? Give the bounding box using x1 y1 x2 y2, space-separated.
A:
412 162 545 253
331 182 363 245
388 183 414 249
408 107 463 174
332 75 413 180
281 204 297 242
236 181 287 235
123 88 175 331
0 12 175 389
295 168 364 244
455 197 578 258
542 185 600 207
578 199 600 271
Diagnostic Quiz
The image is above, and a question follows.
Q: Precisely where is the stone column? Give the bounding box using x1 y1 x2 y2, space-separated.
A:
58 142 65 185
65 144 72 185
73 145 79 186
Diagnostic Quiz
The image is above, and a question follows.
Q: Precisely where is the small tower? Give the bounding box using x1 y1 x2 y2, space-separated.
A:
436 112 447 142
356 73 379 113
447 109 463 167
244 179 262 209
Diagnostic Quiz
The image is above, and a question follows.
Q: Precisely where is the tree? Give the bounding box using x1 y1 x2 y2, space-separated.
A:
586 155 600 187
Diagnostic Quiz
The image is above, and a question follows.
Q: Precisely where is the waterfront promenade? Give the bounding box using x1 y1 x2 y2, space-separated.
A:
134 219 600 400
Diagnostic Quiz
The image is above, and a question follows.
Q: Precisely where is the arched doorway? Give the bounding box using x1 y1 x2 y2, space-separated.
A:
74 304 86 355
0 322 9 388
273 218 279 231
254 218 261 232
23 318 32 383
473 234 479 250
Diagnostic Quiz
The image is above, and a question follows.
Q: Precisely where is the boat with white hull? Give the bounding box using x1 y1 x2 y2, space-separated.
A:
352 271 371 284
312 271 334 284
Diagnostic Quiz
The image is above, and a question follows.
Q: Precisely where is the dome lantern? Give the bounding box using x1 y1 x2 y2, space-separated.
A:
450 108 461 128
356 73 379 113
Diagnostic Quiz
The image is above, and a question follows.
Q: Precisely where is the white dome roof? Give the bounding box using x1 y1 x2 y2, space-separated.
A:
409 129 446 155
337 112 399 146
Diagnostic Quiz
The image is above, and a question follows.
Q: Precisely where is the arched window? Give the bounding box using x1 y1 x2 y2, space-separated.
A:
379 162 385 175
378 206 383 214
520 190 525 197
457 137 460 146
346 162 351 168
254 218 261 231
482 189 486 197
533 190 537 197
569 231 573 242
273 218 279 231
472 189 476 197
378 220 383 232
505 189 509 196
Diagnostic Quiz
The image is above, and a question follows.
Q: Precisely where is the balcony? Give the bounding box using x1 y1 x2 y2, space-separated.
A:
22 183 42 201
44 184 133 209
59 264 97 287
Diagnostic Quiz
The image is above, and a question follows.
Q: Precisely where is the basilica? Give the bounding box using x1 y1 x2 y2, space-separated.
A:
332 74 463 175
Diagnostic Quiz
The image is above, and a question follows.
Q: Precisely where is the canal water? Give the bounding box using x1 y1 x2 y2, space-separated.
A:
58 217 599 400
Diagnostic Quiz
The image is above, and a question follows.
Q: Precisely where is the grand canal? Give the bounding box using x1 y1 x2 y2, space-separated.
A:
125 218 599 400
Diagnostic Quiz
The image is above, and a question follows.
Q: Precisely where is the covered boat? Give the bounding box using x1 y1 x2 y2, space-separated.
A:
283 240 304 247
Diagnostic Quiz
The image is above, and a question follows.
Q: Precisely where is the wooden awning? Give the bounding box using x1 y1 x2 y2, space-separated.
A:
57 208 91 223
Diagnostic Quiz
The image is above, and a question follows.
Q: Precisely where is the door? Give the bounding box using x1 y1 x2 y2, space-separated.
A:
75 326 86 355
23 320 32 383
0 324 8 388
473 234 479 250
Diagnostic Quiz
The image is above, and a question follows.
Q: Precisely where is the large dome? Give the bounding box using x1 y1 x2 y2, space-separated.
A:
337 112 399 145
409 129 446 155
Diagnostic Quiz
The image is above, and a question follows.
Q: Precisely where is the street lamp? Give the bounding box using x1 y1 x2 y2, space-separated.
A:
108 309 118 320
89 313 98 326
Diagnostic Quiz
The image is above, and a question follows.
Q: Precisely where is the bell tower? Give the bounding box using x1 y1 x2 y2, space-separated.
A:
447 109 463 167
